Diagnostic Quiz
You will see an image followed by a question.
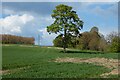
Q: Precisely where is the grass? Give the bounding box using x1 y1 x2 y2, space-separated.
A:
106 74 119 78
2 45 119 78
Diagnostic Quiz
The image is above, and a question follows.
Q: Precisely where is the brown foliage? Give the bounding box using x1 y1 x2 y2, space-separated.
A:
78 28 107 51
0 34 34 45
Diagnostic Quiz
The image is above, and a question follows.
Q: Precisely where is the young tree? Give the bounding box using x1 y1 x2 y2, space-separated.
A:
109 36 120 52
106 32 120 52
53 34 63 47
89 30 101 51
106 31 118 43
78 32 91 50
47 4 83 53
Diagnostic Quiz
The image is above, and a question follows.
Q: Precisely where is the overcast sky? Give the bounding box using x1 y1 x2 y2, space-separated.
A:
0 1 118 46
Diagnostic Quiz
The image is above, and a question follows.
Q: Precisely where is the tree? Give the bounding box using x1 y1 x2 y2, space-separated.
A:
78 32 91 50
106 32 120 52
88 31 101 51
47 4 83 53
77 27 107 51
110 36 120 52
90 26 99 33
98 34 107 51
53 34 63 47
106 31 118 43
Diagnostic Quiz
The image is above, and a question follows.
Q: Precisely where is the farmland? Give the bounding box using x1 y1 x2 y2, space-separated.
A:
2 44 119 78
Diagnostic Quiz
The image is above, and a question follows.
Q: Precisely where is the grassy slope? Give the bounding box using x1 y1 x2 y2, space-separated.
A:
2 45 119 78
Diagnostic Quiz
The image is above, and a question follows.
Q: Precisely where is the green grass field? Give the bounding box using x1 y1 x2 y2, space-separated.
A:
2 45 119 78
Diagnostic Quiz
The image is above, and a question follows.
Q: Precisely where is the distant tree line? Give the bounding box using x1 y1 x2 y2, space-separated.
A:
53 27 120 52
1 34 35 45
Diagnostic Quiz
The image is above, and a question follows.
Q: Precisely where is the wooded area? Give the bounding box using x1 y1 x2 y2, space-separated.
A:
0 34 34 45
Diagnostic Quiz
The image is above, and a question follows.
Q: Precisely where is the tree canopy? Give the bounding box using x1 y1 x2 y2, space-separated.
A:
90 26 99 33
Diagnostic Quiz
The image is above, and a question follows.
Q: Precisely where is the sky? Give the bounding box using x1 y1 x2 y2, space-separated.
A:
0 1 118 46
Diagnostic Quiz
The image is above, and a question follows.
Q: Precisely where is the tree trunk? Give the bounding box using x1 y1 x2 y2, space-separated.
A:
63 29 67 53
63 44 66 53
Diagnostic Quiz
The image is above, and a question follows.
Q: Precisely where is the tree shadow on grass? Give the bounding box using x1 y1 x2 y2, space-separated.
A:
60 50 105 54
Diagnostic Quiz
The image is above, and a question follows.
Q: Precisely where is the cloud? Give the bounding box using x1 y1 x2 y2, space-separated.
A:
91 3 118 17
1 6 55 45
0 14 34 34
3 8 16 15
2 2 55 16
3 2 117 19
38 28 58 46
99 26 118 37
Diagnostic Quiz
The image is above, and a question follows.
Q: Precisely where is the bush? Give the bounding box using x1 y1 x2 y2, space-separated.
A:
53 34 63 47
109 36 120 52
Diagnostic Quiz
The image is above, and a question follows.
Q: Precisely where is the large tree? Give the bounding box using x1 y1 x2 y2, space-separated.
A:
47 4 83 52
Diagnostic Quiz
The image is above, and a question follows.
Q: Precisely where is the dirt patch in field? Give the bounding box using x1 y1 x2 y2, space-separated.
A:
47 47 75 50
0 69 11 75
2 44 38 47
1 66 30 75
0 70 9 75
2 44 11 46
54 57 119 77
100 69 118 77
47 47 63 50
19 45 38 47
